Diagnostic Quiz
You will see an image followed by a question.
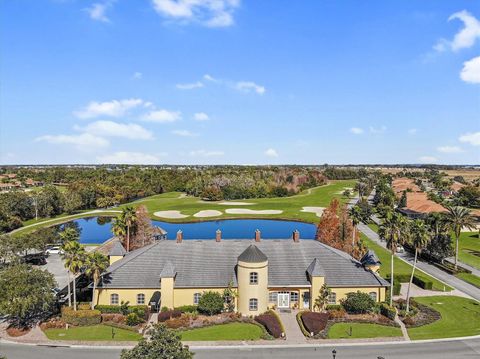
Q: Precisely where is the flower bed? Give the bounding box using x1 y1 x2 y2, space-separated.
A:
301 312 329 335
255 310 284 338
61 307 101 326
165 312 241 330
397 299 441 328
158 310 182 322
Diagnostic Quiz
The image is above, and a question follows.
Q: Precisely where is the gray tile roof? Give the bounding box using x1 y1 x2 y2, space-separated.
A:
238 244 268 263
99 240 390 289
160 261 176 278
307 258 325 277
360 250 381 266
109 241 126 256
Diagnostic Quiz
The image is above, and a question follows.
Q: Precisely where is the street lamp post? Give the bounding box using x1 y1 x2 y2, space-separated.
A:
332 349 337 359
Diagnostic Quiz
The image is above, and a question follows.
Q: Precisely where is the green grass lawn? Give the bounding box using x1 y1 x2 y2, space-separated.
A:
367 223 379 233
457 232 480 270
360 234 453 292
327 323 402 339
43 325 142 341
179 322 264 341
456 272 480 289
407 296 480 340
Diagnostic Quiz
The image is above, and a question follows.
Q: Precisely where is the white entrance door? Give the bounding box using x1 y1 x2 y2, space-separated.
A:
277 292 290 308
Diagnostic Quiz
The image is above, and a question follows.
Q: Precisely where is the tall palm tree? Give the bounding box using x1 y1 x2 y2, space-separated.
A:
379 211 406 306
112 207 137 252
405 219 430 312
444 206 476 269
59 229 79 307
123 206 137 252
348 205 364 247
85 251 109 310
62 241 86 311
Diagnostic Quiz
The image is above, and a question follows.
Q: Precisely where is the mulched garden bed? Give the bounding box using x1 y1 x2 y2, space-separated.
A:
6 326 31 337
397 299 441 328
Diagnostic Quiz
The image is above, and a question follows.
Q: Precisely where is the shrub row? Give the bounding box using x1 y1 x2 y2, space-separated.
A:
296 311 310 337
158 310 182 322
380 303 396 320
325 304 343 311
385 274 433 291
412 276 433 290
255 311 283 338
61 307 101 326
175 305 198 314
300 312 329 335
94 305 149 320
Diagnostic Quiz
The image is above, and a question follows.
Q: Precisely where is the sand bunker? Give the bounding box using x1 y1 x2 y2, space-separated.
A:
301 206 325 217
193 210 223 218
225 209 283 215
218 202 254 206
153 210 189 219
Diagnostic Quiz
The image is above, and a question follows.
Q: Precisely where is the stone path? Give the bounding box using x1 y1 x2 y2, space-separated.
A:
394 314 410 341
276 310 306 344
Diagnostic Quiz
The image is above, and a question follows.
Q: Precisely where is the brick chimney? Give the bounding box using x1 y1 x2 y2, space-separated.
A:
176 230 183 243
254 229 261 242
215 229 222 242
293 230 300 242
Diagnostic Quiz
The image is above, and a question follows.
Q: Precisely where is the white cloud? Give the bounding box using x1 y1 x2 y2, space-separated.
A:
151 0 240 28
408 128 418 135
85 1 115 23
435 10 480 52
193 112 209 121
189 149 224 157
350 127 364 135
172 129 199 137
369 125 387 134
459 131 480 146
36 133 109 150
418 156 438 163
74 98 145 119
77 121 153 140
132 72 143 80
265 148 278 157
176 81 204 90
460 56 480 84
203 74 218 82
437 145 464 153
97 151 164 164
235 81 266 95
142 109 181 123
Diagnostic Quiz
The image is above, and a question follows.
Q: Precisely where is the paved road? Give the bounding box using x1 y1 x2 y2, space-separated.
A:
1 338 480 359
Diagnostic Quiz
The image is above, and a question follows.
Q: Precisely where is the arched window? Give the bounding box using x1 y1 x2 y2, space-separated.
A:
110 293 119 305
249 272 258 285
327 292 336 305
249 298 258 311
369 292 377 302
193 293 201 305
137 293 145 305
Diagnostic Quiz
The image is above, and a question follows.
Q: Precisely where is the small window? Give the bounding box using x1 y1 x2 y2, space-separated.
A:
249 298 258 311
110 293 119 305
193 293 201 305
268 291 278 303
249 272 258 285
137 293 145 305
290 292 299 302
327 292 336 305
369 292 377 302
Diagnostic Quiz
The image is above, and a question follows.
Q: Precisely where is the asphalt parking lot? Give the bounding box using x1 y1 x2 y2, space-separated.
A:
39 253 69 290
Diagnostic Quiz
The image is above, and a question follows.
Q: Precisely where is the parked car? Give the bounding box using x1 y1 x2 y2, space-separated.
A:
396 245 405 253
46 246 62 255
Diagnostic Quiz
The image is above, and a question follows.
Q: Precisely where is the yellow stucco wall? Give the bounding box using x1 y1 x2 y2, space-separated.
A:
327 286 386 304
161 278 174 309
109 255 123 265
237 259 268 315
173 288 228 308
310 276 326 311
95 288 160 306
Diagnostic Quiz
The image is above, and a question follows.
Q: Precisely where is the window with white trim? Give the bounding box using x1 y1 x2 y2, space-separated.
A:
249 298 258 311
249 272 258 285
193 293 201 305
290 292 299 302
369 292 377 302
110 293 119 305
268 292 278 303
137 293 145 305
327 292 336 305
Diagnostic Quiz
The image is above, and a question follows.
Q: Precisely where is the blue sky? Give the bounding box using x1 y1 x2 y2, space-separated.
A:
1 0 479 165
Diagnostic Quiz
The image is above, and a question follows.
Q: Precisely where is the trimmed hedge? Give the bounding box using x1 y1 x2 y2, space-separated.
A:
412 276 433 290
255 311 283 338
300 312 329 335
380 303 397 320
341 292 375 314
158 310 181 322
61 307 101 326
296 311 310 337
325 304 343 311
175 305 198 313
386 274 433 291
94 305 149 320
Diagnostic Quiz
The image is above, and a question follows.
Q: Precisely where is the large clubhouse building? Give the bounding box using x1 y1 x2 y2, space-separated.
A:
94 231 389 315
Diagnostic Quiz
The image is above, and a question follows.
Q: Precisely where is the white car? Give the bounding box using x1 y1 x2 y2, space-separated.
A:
396 245 405 254
46 246 62 255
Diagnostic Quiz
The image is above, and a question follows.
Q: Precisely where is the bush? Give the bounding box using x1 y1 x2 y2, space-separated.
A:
161 306 169 312
164 315 191 329
175 305 198 314
325 304 343 311
101 313 125 324
380 303 396 320
412 276 433 290
61 307 101 326
255 311 283 338
341 292 375 314
385 274 410 283
95 305 149 319
125 313 143 326
198 291 224 316
296 311 310 337
95 305 123 314
78 303 91 311
158 310 181 322
300 312 329 335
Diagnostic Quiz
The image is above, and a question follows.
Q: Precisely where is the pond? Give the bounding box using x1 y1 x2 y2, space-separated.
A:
62 217 317 244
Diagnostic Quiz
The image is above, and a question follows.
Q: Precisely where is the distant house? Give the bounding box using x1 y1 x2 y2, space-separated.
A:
397 192 447 219
392 178 421 195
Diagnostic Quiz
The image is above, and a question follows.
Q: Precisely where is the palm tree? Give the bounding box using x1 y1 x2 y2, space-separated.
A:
405 219 430 313
348 205 364 247
62 241 86 311
59 230 79 308
85 251 109 310
112 207 137 252
379 211 406 306
123 206 137 252
444 206 476 269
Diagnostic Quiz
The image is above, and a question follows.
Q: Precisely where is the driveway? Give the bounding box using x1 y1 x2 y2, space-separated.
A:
39 253 69 291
